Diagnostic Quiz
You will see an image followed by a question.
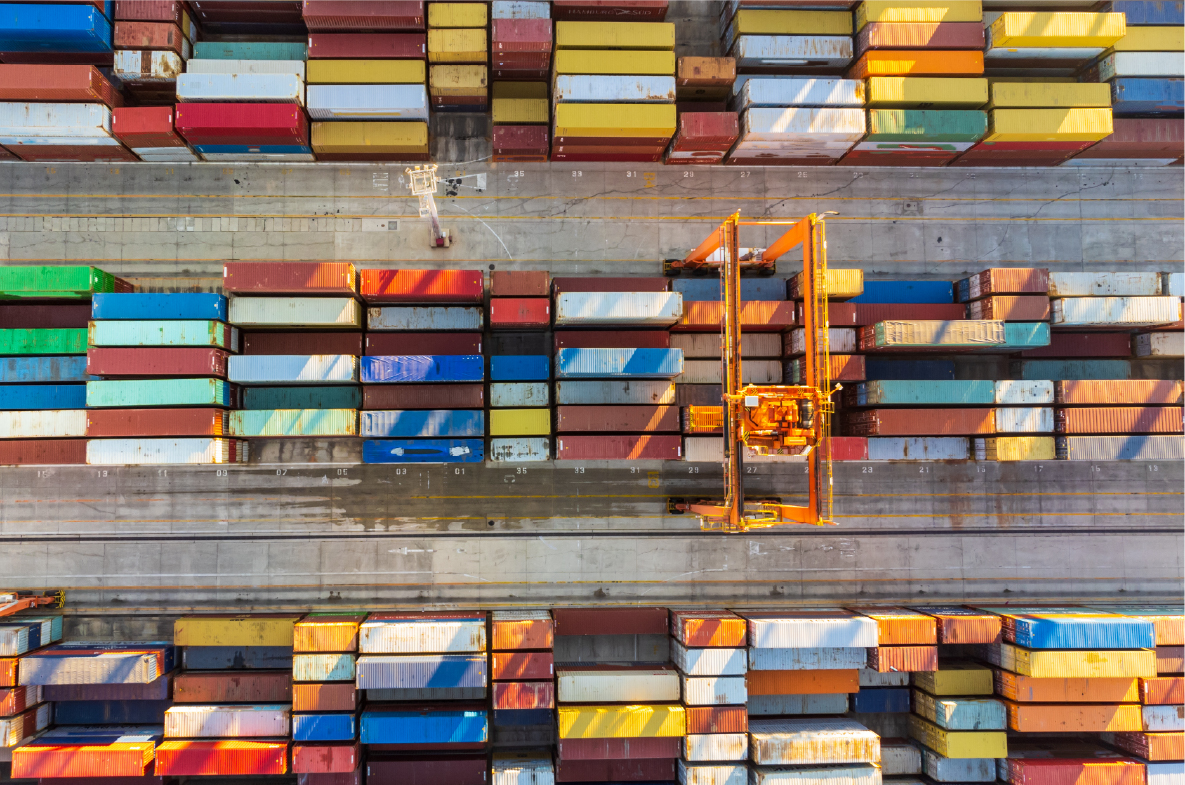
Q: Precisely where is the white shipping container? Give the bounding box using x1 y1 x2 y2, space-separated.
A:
1144 704 1185 732
680 761 748 785
868 437 969 461
859 669 909 687
18 650 163 685
230 297 362 328
555 380 675 405
995 407 1054 433
746 612 879 649
683 437 807 464
671 332 782 358
788 328 856 356
748 694 850 716
677 360 782 384
882 742 922 776
924 750 995 783
1099 52 1185 79
0 626 28 657
490 382 549 407
743 107 865 141
1 135 121 148
1049 272 1161 297
731 35 853 68
0 703 50 747
1135 332 1184 357
489 437 550 462
1058 435 1183 461
671 641 747 676
292 653 355 682
554 292 683 326
557 668 679 703
735 78 864 110
554 75 676 103
493 755 556 785
176 74 305 104
163 704 290 738
1163 272 1184 297
86 438 247 465
113 50 183 82
1146 762 1184 785
134 146 200 162
200 152 315 162
0 410 87 438
684 734 749 763
368 306 483 331
749 647 868 671
0 102 112 137
751 764 882 785
994 380 1054 405
681 675 747 705
186 59 307 78
355 654 486 690
306 84 430 120
359 618 486 653
492 1 550 18
750 719 881 765
227 354 358 384
1051 296 1182 327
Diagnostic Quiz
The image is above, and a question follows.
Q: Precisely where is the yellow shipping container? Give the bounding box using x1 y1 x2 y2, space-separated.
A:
294 618 362 653
427 1 487 28
986 108 1113 141
428 28 487 63
311 122 429 154
558 705 686 739
556 21 677 51
554 49 676 76
987 82 1110 109
174 615 302 647
857 1 982 30
978 436 1056 461
989 12 1126 48
908 715 1008 759
866 77 990 108
493 82 548 100
490 409 551 436
554 103 676 137
492 98 549 125
429 64 487 96
730 9 852 37
788 268 864 300
306 59 426 84
999 643 1157 678
913 661 994 696
1112 26 1185 52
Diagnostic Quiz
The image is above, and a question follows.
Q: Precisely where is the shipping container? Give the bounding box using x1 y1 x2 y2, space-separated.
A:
675 301 796 331
88 320 238 350
294 682 356 713
0 4 113 53
362 355 483 383
174 669 292 703
558 666 679 702
0 439 87 465
230 408 358 437
86 378 235 407
860 320 1005 350
175 102 309 145
0 356 90 384
846 380 994 407
368 306 483 331
227 354 357 385
242 386 360 410
363 383 483 410
1135 332 1184 357
1055 379 1181 404
360 705 488 745
154 740 289 777
360 613 487 653
307 33 426 59
2 328 87 356
301 0 426 31
229 297 360 329
0 384 86 410
307 58 425 85
178 72 307 104
367 753 489 783
1052 296 1181 327
556 434 681 459
86 437 247 464
86 407 228 437
730 35 854 68
750 718 880 765
489 437 551 461
975 436 1056 461
1016 359 1132 381
846 408 994 436
1056 406 1182 434
360 409 482 438
868 437 969 460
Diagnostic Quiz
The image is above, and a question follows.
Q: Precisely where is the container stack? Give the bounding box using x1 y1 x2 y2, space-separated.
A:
0 266 106 467
0 615 57 766
728 75 865 166
358 611 490 784
862 607 938 676
668 57 738 166
670 610 750 785
492 80 551 160
909 660 1003 785
984 10 1128 77
292 613 365 785
490 610 556 751
490 271 552 462
157 614 298 778
304 0 430 162
86 289 246 466
723 2 854 75
492 0 552 81
552 20 678 162
553 280 684 460
114 0 195 103
426 1 489 114
360 268 486 465
225 262 361 450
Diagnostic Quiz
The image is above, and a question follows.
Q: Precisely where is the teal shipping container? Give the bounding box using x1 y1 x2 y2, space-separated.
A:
1001 323 1050 349
293 653 356 682
1011 360 1131 381
848 380 995 407
193 41 309 60
912 690 1006 730
86 379 236 408
243 386 361 410
866 109 988 142
88 320 238 350
229 409 358 437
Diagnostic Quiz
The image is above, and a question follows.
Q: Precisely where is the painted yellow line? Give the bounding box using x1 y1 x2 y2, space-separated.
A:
0 193 1178 203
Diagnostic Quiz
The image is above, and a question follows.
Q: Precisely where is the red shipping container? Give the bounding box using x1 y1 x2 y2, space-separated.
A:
868 645 938 673
553 277 670 294
845 408 994 436
491 271 549 297
555 142 668 155
224 262 356 294
0 658 15 686
685 706 747 735
365 754 488 785
173 670 292 703
293 683 357 713
1142 677 1184 705
493 126 550 155
558 737 680 760
154 740 288 776
29 778 163 785
552 0 668 21
1076 118 1184 158
0 64 122 106
830 354 866 381
556 405 679 432
308 33 427 59
556 434 682 459
554 330 670 350
0 440 87 466
365 332 482 356
12 744 155 779
359 269 483 304
557 757 677 782
552 607 669 636
86 347 230 377
299 773 362 785
113 21 187 55
112 106 184 147
552 151 664 163
12 145 138 163
490 298 550 329
665 151 725 166
492 152 550 163
115 1 187 22
492 18 552 52
671 112 739 151
1054 380 1183 405
243 332 363 356
856 21 986 53
0 685 36 715
86 408 229 437
675 301 796 332
0 303 92 329
1055 406 1183 434
363 384 484 410
831 435 869 461
175 103 309 146
493 681 554 709
293 743 361 774
492 651 554 681
301 1 425 31
821 303 967 326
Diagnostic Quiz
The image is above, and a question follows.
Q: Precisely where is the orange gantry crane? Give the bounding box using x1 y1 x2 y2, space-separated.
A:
0 591 63 618
668 212 840 532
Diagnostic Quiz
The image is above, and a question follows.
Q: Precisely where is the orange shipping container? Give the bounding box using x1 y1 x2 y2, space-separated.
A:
1055 380 1184 405
1005 701 1143 733
849 49 983 78
868 645 938 673
292 683 356 713
674 301 796 332
995 671 1140 703
1158 646 1183 674
677 56 736 86
155 740 289 776
493 680 555 709
858 608 937 645
686 706 747 734
1055 407 1183 435
293 616 360 653
670 610 747 647
1108 732 1184 761
0 658 15 687
12 742 155 779
967 295 1051 321
917 607 1002 644
492 614 554 650
746 669 858 695
1141 677 1184 705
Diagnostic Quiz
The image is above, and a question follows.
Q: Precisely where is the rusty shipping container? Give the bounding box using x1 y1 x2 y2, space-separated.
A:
362 383 483 410
293 682 356 713
244 332 363 356
846 408 995 436
555 405 679 432
172 670 292 703
359 269 483 303
675 301 796 331
1055 407 1183 434
86 408 229 437
967 296 1051 321
686 706 748 735
915 607 1003 644
868 646 939 673
491 271 550 297
86 347 230 377
493 680 555 709
492 651 554 680
552 607 668 636
113 21 188 56
224 262 356 294
1055 380 1183 405
0 440 88 465
0 64 122 106
856 21 986 53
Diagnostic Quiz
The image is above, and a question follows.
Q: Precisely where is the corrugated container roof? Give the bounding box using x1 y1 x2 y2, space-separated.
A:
750 718 881 765
736 77 864 108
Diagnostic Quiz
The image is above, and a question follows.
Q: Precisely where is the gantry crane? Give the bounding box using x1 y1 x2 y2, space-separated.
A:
668 212 840 532
0 590 63 618
406 164 452 248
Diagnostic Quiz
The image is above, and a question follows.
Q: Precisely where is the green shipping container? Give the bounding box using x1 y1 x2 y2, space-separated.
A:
88 321 238 349
0 266 118 299
193 41 308 60
0 329 88 355
866 109 988 142
229 409 358 437
87 378 235 408
1002 322 1051 350
243 386 362 410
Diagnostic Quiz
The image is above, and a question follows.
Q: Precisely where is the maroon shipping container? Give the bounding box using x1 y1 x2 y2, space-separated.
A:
552 0 668 21
492 68 550 80
113 21 187 55
0 303 92 329
12 145 138 163
492 52 551 68
552 151 665 162
675 101 729 114
556 405 679 432
362 384 484 410
490 298 550 329
492 126 550 155
552 607 669 636
553 277 670 294
557 757 677 782
112 106 184 147
556 434 682 459
491 271 549 298
224 262 356 295
1076 118 1185 158
0 145 16 161
299 772 362 785
86 408 229 437
845 408 994 436
293 742 361 775
308 33 427 59
114 1 187 22
685 706 747 735
831 435 870 461
359 269 483 304
554 330 670 350
557 737 681 760
432 95 488 108
0 64 122 106
242 332 363 356
491 651 554 680
293 683 357 713
301 1 425 31
856 21 985 53
1020 332 1131 358
172 670 292 703
671 112 739 151
492 18 552 51
492 680 554 709
86 347 230 378
364 333 482 356
1055 380 1183 406
0 439 98 466
820 302 967 326
174 103 309 145
1056 406 1183 434
43 674 171 702
365 754 488 785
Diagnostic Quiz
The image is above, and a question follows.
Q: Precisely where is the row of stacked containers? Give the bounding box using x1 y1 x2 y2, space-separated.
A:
0 0 1180 165
0 605 1182 783
0 262 1182 465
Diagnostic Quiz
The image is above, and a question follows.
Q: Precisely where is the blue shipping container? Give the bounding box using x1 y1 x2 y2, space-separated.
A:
863 358 957 381
0 4 112 52
1011 359 1131 380
360 410 484 438
292 712 358 742
0 357 91 383
53 700 170 725
0 384 86 410
851 688 910 713
363 439 484 463
850 281 954 304
1112 1 1184 26
92 293 228 322
1008 614 1156 650
492 709 554 727
1110 78 1184 116
360 708 487 745
362 355 483 383
490 355 550 381
242 386 361 410
672 278 787 301
1002 322 1050 349
193 144 313 155
555 348 684 379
